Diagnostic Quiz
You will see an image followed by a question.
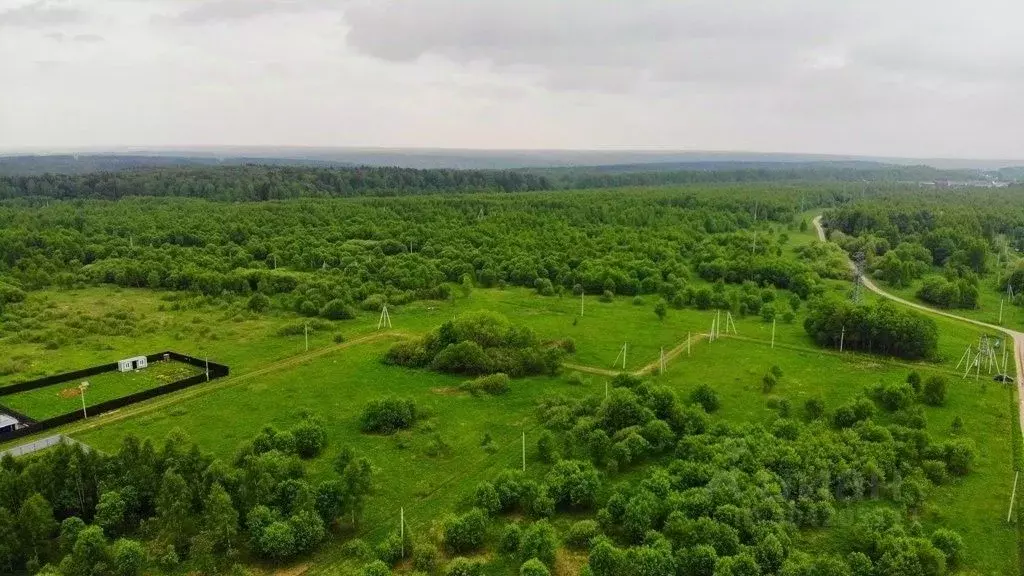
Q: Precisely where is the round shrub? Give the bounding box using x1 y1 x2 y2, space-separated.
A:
521 558 551 576
445 557 484 576
689 385 720 413
361 560 391 576
292 417 328 458
923 375 947 406
442 509 487 554
520 520 557 566
412 542 439 572
499 523 522 554
320 299 356 320
565 520 600 549
360 398 417 434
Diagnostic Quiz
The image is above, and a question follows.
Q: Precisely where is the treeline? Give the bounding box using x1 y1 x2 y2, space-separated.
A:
0 163 989 202
543 163 984 189
804 296 939 360
0 166 553 201
0 417 373 575
0 188 839 319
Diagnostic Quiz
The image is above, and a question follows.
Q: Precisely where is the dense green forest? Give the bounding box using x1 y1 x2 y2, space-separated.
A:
822 189 1024 310
0 184 956 358
0 418 373 575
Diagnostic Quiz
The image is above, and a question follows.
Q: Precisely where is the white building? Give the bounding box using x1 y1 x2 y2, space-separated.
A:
0 414 20 434
117 356 149 372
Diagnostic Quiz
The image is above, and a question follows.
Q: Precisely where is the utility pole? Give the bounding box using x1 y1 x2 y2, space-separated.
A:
840 326 845 352
580 290 584 317
304 323 309 352
771 318 776 349
521 430 526 472
1009 471 1019 523
205 357 210 381
1000 298 1005 324
79 382 90 418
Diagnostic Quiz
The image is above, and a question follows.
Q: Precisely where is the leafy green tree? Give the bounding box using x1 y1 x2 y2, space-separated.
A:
520 558 551 576
360 560 391 576
689 385 720 413
321 299 356 320
204 482 239 552
544 460 600 509
94 491 127 536
292 416 328 458
654 300 667 321
0 507 17 573
111 539 145 576
537 431 559 464
18 493 56 560
155 470 192 548
60 526 110 576
520 520 557 566
256 521 296 560
676 544 717 576
499 523 523 555
247 292 271 313
442 508 487 554
923 375 947 406
474 481 501 516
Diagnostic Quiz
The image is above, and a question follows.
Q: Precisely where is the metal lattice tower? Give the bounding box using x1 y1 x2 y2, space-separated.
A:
851 251 866 303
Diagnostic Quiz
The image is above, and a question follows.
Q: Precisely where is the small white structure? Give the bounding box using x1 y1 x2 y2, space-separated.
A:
118 356 148 372
0 414 20 434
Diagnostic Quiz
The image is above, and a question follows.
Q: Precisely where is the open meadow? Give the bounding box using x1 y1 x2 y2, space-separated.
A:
0 280 1013 575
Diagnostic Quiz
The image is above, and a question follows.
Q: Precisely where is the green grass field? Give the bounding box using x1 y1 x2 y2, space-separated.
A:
2 282 1000 575
1 360 202 420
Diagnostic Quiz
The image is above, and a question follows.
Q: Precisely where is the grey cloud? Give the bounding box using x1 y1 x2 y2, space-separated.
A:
343 0 851 88
162 0 339 24
0 0 86 28
341 0 1024 96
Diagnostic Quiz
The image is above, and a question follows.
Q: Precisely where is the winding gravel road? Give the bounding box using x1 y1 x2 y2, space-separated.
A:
813 215 1024 433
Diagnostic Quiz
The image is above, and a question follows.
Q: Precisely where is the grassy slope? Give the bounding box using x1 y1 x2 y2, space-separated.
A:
0 360 201 420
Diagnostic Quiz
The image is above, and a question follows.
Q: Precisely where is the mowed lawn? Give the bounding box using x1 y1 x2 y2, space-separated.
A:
1 360 202 420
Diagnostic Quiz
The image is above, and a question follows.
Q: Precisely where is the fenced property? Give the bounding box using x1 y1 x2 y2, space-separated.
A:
0 351 229 443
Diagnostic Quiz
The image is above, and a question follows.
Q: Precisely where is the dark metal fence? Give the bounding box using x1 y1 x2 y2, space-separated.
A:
0 351 229 443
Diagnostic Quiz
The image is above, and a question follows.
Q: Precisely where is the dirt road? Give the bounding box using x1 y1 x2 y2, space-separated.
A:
813 215 1024 432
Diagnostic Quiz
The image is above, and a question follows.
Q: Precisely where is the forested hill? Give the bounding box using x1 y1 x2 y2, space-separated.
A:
0 162 995 201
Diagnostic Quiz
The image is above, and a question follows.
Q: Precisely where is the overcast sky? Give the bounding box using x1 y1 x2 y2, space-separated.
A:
1 0 1022 158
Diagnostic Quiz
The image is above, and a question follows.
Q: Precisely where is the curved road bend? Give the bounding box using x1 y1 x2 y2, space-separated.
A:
812 216 1024 433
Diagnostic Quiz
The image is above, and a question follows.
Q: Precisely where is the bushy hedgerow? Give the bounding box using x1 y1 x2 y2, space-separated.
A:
460 373 511 396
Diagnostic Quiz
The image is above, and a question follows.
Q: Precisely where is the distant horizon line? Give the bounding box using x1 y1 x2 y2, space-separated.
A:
2 145 1024 164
